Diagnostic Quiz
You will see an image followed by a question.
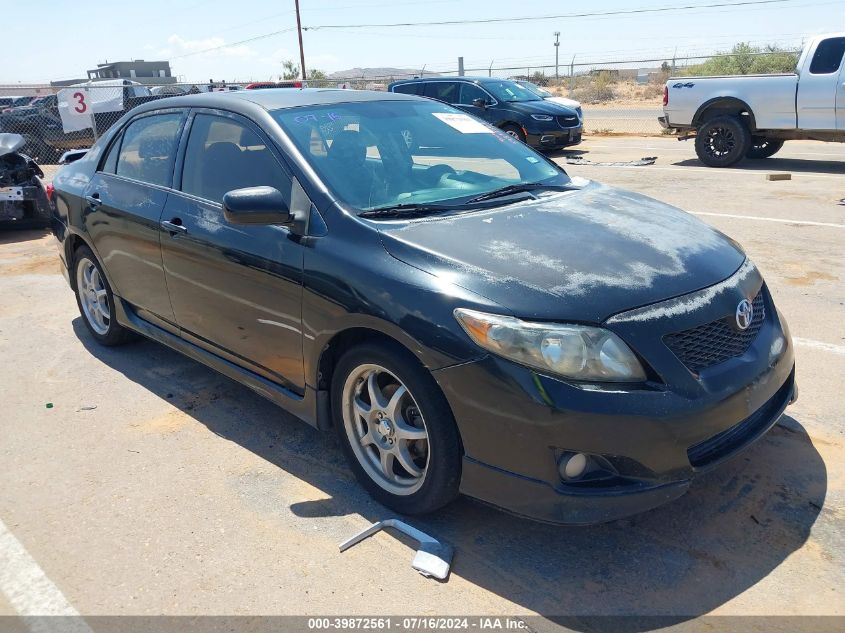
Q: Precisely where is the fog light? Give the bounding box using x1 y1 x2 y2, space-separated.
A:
559 452 589 480
540 135 556 144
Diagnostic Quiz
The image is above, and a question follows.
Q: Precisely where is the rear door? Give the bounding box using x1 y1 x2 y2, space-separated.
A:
83 109 186 328
424 81 461 106
160 109 306 392
797 36 845 130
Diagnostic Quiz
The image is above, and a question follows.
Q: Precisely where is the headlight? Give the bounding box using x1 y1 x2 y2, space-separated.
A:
530 114 553 121
454 308 647 382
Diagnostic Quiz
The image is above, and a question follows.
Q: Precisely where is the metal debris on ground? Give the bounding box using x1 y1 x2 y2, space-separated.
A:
564 155 657 166
339 518 454 580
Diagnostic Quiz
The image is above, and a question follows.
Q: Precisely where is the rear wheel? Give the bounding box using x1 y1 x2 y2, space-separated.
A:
746 137 784 159
694 115 751 167
501 124 526 143
332 341 461 515
73 245 135 346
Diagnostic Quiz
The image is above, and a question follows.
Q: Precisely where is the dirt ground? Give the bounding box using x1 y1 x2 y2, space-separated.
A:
0 137 843 630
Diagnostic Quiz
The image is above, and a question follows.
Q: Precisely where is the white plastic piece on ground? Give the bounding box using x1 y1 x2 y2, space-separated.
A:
338 518 453 580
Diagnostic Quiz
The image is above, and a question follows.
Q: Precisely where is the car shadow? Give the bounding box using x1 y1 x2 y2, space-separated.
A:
673 156 844 175
73 319 826 630
0 227 49 244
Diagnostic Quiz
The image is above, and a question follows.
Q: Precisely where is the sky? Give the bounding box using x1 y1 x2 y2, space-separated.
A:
1 0 840 84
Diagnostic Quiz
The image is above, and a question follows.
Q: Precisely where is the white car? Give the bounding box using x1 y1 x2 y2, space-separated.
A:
660 32 845 166
514 80 582 117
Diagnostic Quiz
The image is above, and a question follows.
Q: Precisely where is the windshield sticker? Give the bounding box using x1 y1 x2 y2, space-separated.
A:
293 111 344 124
432 112 492 134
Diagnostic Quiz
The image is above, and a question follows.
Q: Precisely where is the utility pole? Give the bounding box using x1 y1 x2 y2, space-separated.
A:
294 0 306 81
458 57 464 76
554 32 560 80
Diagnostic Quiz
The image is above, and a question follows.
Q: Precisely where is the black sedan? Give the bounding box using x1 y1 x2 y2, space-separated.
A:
52 89 796 524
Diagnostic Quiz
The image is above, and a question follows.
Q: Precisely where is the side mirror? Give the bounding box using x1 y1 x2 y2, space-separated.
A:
222 186 292 225
472 98 488 109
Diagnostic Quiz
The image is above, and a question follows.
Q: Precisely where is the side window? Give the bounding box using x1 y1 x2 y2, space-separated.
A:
181 114 291 205
115 113 182 187
100 132 122 174
392 83 423 95
809 37 845 74
460 83 489 105
425 82 459 104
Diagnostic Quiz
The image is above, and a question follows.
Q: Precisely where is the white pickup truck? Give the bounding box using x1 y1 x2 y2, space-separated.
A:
659 33 845 166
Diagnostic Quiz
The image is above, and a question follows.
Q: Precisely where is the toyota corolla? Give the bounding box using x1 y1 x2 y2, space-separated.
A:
52 89 796 524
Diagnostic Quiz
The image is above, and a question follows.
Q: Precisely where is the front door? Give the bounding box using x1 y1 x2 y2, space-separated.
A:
83 110 186 326
160 110 306 391
797 36 845 130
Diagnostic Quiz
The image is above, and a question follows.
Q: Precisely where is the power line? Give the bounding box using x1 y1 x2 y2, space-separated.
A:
302 0 799 30
171 28 296 59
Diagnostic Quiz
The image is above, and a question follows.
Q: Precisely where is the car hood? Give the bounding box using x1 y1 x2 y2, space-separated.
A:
503 100 578 117
377 181 746 323
0 133 25 156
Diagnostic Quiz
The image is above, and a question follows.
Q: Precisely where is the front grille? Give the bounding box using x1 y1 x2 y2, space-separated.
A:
557 115 579 128
664 289 765 372
687 369 794 470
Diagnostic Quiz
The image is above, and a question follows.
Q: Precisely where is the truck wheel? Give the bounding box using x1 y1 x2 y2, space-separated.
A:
694 115 750 167
746 137 784 159
332 341 461 515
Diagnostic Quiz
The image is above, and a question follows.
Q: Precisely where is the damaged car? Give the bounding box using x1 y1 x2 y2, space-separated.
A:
52 90 796 524
0 133 52 227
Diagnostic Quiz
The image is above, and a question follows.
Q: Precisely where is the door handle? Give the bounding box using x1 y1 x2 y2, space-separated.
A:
161 219 188 235
85 193 101 208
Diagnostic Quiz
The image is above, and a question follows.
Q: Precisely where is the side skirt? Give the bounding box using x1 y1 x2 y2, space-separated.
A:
113 296 320 429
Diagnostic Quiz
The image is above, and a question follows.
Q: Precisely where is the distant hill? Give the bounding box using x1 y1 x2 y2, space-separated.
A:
328 67 441 79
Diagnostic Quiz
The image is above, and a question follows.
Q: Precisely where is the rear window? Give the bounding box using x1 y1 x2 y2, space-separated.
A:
392 83 424 96
809 37 845 74
115 113 182 187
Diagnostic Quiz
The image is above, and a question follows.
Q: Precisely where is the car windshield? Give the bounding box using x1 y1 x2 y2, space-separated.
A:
480 80 542 103
273 99 569 213
518 81 552 98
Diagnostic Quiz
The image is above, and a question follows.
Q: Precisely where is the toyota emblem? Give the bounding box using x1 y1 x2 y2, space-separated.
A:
735 299 754 330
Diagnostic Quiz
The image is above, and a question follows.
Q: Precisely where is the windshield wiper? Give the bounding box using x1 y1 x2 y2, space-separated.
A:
466 182 572 204
358 202 462 219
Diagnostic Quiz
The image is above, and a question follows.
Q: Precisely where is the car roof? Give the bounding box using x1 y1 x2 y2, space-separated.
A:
136 88 420 113
389 76 511 84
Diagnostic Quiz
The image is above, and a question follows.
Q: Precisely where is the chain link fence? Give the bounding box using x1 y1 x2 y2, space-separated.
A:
0 50 799 165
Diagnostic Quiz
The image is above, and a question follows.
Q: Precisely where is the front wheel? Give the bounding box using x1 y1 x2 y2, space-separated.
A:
694 115 751 167
746 137 784 159
501 124 526 143
332 341 461 515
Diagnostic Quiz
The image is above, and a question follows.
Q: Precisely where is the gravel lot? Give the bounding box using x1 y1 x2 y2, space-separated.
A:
1 137 843 630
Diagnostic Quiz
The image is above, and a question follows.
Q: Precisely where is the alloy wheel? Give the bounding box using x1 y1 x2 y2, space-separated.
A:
704 126 736 159
76 257 110 335
341 364 430 495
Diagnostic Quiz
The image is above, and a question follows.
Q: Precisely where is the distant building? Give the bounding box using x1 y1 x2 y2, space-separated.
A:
51 60 176 87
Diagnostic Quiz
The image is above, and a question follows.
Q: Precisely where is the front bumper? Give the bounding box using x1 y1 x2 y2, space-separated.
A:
433 277 795 524
526 125 582 150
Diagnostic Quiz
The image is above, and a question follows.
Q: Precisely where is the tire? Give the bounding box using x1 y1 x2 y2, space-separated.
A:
73 245 135 346
746 137 784 159
501 123 526 143
694 115 751 167
331 341 462 515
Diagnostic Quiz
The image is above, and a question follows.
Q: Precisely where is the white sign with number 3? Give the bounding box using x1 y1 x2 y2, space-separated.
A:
57 83 124 133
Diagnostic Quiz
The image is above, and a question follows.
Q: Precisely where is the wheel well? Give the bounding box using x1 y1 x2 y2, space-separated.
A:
694 98 756 131
65 234 87 289
316 328 410 393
